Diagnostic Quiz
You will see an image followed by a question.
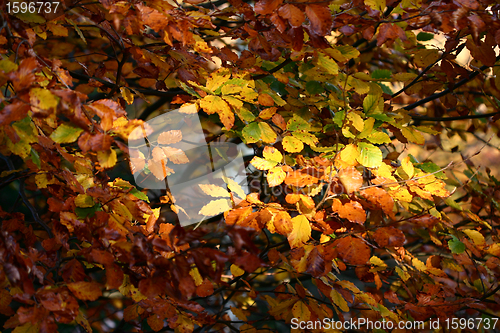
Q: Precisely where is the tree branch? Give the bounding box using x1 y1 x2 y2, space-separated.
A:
404 55 500 111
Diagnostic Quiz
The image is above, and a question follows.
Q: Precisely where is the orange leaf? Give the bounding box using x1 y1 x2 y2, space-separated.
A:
157 130 182 145
360 187 395 219
338 167 363 194
331 199 366 224
333 236 370 265
67 281 102 301
372 226 406 247
162 147 189 164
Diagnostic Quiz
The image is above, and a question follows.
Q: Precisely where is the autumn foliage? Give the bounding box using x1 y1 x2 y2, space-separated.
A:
1 0 500 331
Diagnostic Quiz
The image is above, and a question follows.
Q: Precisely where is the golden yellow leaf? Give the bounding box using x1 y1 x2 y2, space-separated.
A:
463 229 486 249
288 215 311 248
400 156 414 178
120 87 134 105
330 289 349 312
97 149 117 169
199 184 230 197
199 198 232 216
75 194 94 208
230 264 245 277
292 301 311 322
267 166 286 187
263 146 283 163
250 156 277 170
282 136 304 153
337 144 359 167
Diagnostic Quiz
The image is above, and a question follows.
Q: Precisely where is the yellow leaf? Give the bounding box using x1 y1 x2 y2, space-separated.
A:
292 131 319 146
401 156 414 178
267 166 286 187
222 176 247 200
189 267 203 286
401 127 425 144
250 156 277 170
120 87 134 105
199 198 232 216
97 149 117 169
370 256 387 267
365 0 386 11
338 144 359 167
230 264 245 277
206 68 230 91
346 112 364 132
76 310 92 333
412 258 426 271
75 194 94 208
47 22 69 36
12 322 39 333
67 281 102 301
282 136 304 153
288 215 311 248
199 95 234 129
463 229 486 249
193 34 212 54
292 301 311 322
263 146 283 163
30 88 59 114
330 289 349 312
199 184 230 197
230 306 248 321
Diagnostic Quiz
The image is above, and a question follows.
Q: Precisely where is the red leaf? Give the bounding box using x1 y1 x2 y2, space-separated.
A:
377 23 406 46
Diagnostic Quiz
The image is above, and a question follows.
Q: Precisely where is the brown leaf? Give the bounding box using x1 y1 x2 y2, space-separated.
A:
278 4 305 28
67 281 102 301
305 4 333 36
333 236 370 265
254 0 284 15
360 187 395 219
372 226 405 247
306 247 326 277
377 23 406 47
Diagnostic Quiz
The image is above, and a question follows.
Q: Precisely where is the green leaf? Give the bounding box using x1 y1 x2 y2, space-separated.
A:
31 148 41 169
50 123 84 143
416 161 446 179
242 122 277 144
363 94 384 114
448 236 465 254
131 188 150 202
371 69 392 80
75 205 101 219
305 81 325 95
179 81 201 98
287 114 310 131
368 113 393 122
417 32 434 41
357 142 383 168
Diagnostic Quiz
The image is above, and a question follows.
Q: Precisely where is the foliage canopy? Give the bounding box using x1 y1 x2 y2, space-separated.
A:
1 0 500 331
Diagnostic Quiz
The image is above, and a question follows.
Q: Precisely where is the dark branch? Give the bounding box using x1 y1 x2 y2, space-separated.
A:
404 55 500 111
